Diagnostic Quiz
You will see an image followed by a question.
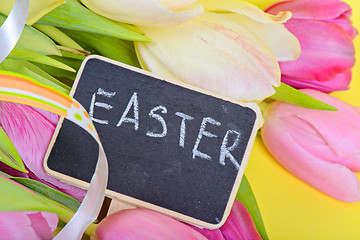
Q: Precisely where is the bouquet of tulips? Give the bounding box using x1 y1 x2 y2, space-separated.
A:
0 0 358 239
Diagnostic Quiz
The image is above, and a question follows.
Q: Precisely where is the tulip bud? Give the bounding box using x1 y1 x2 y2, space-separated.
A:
0 211 58 240
262 89 360 202
80 0 204 26
266 0 358 92
94 208 207 240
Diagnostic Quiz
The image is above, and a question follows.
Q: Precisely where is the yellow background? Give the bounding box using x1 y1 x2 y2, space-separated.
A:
245 0 360 239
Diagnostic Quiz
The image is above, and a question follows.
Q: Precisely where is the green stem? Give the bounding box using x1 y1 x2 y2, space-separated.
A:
258 101 270 116
85 222 97 237
57 210 98 237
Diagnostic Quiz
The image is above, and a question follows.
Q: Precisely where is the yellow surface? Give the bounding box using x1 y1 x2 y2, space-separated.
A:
245 0 360 239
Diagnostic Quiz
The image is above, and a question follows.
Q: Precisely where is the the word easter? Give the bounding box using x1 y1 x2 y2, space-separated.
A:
89 88 242 170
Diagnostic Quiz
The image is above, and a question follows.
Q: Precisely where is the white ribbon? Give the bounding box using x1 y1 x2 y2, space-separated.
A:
0 0 29 63
0 72 109 240
54 100 108 240
0 2 109 238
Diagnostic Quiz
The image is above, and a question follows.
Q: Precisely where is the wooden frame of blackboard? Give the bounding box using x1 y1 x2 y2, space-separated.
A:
43 55 262 229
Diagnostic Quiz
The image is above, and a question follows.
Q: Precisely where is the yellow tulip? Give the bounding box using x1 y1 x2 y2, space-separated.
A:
80 0 204 26
135 0 300 102
0 0 64 25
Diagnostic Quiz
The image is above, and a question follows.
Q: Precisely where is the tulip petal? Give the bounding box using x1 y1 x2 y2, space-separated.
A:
275 111 360 172
200 0 291 23
266 0 351 21
31 107 60 125
325 14 359 40
188 225 225 240
279 19 355 82
189 200 262 240
220 200 262 240
225 13 300 62
291 90 360 166
135 42 182 81
137 12 280 101
80 0 204 26
158 0 199 11
281 71 352 93
94 208 207 240
0 211 57 240
0 102 86 201
262 107 360 202
0 212 35 240
27 212 58 239
0 0 65 25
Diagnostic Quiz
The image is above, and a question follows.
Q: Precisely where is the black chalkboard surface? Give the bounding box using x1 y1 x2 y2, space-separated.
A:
44 55 261 229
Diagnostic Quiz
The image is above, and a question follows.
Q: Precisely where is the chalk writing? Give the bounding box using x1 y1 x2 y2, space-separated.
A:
116 92 139 131
89 90 244 169
146 105 168 138
89 88 116 125
192 117 221 161
220 130 242 170
175 112 194 148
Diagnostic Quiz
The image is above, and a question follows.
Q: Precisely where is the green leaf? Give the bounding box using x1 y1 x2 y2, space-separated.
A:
59 49 87 61
33 24 85 51
49 56 83 71
37 0 151 42
0 13 61 56
9 47 75 72
0 59 70 94
33 63 77 81
0 126 27 173
0 173 98 236
236 175 269 240
270 83 337 111
61 28 141 68
19 60 72 92
0 171 12 178
0 175 72 216
10 177 80 212
57 220 66 228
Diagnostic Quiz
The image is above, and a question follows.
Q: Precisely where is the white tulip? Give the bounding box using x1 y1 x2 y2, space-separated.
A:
135 0 300 102
80 0 204 26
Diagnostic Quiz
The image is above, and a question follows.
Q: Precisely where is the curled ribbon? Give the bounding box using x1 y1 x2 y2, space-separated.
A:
0 71 109 239
0 0 29 63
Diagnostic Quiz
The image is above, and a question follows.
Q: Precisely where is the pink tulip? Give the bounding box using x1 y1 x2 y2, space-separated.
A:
93 208 207 240
0 211 58 240
190 200 262 240
0 101 86 201
266 0 358 92
95 199 262 240
262 89 360 202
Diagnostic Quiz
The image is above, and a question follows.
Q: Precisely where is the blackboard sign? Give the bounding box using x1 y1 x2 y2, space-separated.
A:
44 55 261 229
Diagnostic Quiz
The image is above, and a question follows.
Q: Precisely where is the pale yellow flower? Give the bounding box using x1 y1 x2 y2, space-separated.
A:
80 0 204 26
135 0 300 101
0 0 64 25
